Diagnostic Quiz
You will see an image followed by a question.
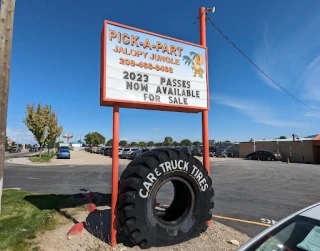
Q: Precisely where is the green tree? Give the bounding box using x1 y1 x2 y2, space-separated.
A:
180 139 192 146
147 141 154 147
18 144 23 148
138 141 146 147
193 141 201 146
163 136 173 146
27 144 32 148
77 140 82 143
249 138 254 142
84 132 105 145
106 139 113 146
130 141 137 147
23 104 62 157
11 141 16 146
225 140 231 143
279 136 287 139
155 142 162 147
5 136 9 148
119 140 127 147
172 141 179 147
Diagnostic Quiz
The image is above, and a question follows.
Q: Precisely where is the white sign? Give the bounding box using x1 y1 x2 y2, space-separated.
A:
101 21 208 113
63 133 73 138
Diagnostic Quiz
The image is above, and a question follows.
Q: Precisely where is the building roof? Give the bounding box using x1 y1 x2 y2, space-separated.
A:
253 134 319 142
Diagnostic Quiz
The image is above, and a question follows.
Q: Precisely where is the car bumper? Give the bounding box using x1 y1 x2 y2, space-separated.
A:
57 155 70 159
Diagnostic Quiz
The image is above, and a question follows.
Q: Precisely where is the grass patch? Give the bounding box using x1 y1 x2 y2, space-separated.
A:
0 190 76 251
29 151 55 163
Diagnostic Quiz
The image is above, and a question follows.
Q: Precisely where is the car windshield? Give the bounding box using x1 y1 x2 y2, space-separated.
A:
60 149 69 152
123 148 130 151
248 215 320 251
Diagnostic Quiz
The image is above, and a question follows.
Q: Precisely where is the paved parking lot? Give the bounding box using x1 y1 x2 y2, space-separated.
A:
4 151 320 237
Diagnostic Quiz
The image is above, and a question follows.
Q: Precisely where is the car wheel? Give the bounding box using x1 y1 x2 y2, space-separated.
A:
248 156 252 160
118 148 214 249
267 156 272 161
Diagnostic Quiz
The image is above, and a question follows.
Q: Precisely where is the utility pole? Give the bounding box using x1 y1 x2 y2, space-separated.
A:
0 0 16 213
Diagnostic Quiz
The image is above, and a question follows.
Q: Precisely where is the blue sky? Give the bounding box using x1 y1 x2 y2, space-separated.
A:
6 0 320 144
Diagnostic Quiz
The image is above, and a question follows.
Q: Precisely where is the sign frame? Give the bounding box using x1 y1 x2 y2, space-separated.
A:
100 20 210 113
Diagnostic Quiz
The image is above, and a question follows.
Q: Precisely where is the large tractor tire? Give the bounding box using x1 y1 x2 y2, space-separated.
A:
118 148 214 249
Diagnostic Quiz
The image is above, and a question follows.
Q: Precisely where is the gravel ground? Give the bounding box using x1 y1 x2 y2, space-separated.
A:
37 205 250 251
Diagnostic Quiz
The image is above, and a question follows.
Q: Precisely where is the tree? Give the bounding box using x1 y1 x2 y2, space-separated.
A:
163 136 173 146
155 142 162 147
172 141 179 147
106 139 113 146
138 141 146 147
119 140 127 147
147 141 154 147
130 141 137 147
5 137 9 148
249 138 254 142
11 141 16 146
225 140 231 143
23 104 62 157
279 136 287 139
18 144 22 148
27 144 32 148
180 139 192 146
193 141 201 146
77 140 82 143
84 132 105 146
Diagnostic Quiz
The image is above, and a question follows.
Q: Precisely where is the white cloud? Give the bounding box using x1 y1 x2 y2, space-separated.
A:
254 5 320 102
211 95 310 128
304 111 320 118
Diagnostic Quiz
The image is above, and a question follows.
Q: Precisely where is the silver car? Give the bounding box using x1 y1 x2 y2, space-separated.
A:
237 202 320 251
121 148 138 159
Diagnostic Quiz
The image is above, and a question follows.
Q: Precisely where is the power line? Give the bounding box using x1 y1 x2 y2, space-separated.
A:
205 15 320 112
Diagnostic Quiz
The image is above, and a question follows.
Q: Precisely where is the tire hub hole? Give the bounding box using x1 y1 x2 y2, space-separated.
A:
154 178 194 224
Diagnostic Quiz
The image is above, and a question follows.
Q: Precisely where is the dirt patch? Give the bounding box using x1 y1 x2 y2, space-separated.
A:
37 205 250 251
49 151 132 166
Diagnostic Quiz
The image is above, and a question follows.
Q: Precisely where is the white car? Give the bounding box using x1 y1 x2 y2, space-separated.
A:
237 202 320 251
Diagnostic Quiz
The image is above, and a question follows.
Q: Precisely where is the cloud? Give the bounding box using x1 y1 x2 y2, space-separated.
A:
6 128 35 143
304 111 320 119
211 95 309 128
153 128 159 131
254 5 320 102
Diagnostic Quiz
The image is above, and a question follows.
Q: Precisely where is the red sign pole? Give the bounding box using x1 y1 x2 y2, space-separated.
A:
199 6 212 227
111 105 119 246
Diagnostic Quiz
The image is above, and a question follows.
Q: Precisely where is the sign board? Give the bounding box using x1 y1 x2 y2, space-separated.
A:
100 21 209 113
63 133 73 139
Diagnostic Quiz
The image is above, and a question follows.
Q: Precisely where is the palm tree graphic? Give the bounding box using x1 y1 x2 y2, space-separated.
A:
182 52 204 78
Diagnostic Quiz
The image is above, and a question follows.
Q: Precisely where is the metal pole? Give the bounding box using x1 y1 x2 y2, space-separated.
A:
111 105 119 246
199 6 211 227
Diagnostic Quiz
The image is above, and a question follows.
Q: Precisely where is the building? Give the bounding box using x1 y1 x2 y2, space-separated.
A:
239 134 320 164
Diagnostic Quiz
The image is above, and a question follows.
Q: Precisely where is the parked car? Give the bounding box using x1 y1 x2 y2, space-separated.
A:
237 202 320 251
246 150 282 161
96 147 102 154
141 149 149 153
192 147 202 156
9 146 21 153
119 148 124 156
58 146 69 151
121 148 138 159
104 147 113 156
99 147 105 154
56 149 70 159
127 149 143 160
29 147 38 152
180 147 193 155
90 147 98 153
214 149 233 157
209 147 217 157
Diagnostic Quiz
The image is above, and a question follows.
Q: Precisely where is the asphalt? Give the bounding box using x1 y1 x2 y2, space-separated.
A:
4 158 320 237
